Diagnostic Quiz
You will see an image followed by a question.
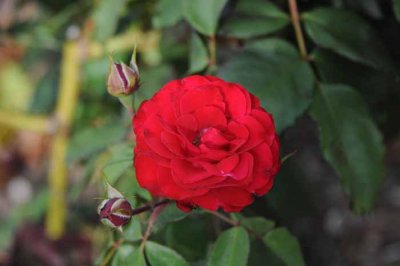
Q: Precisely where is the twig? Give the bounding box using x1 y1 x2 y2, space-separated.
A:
208 35 217 71
206 210 267 240
205 210 240 226
140 203 168 252
288 0 308 59
100 238 124 266
132 199 170 216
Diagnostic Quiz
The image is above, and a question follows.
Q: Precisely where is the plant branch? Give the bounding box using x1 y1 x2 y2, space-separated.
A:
205 210 240 226
131 199 170 216
208 34 217 72
139 202 168 251
288 0 308 59
206 211 267 240
100 238 124 266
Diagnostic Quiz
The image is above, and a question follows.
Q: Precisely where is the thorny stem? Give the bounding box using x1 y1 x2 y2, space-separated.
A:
139 203 169 251
288 0 308 59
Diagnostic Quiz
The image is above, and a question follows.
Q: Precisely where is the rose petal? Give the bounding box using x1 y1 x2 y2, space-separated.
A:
190 193 220 211
176 201 195 212
198 146 231 161
161 132 183 155
229 152 254 181
236 115 267 152
220 83 251 118
176 114 198 142
251 109 276 145
254 176 274 195
194 106 227 130
157 166 208 200
250 94 261 108
198 155 239 176
143 116 175 158
171 158 211 184
251 142 274 171
227 120 249 152
180 75 211 87
179 86 224 114
214 187 254 210
134 154 162 194
200 128 230 149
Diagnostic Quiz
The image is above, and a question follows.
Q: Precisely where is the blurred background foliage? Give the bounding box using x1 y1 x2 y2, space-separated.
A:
1 0 400 265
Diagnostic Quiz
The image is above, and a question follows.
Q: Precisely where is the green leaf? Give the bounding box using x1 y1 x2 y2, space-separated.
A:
263 228 305 266
248 240 285 266
67 123 126 162
220 0 289 38
145 241 189 266
91 0 127 41
219 38 315 132
395 0 400 22
125 248 147 266
312 48 397 105
153 204 190 232
112 245 147 266
303 8 390 68
124 217 142 242
153 0 184 28
188 33 209 74
208 227 250 266
102 143 133 184
241 217 275 236
310 84 385 212
183 0 228 35
235 0 288 18
112 244 135 266
165 216 213 261
220 18 288 38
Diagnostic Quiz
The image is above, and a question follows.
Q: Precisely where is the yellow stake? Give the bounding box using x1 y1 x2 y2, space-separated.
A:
46 40 81 239
0 112 51 133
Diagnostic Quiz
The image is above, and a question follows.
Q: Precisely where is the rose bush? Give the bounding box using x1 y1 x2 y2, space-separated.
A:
133 75 280 212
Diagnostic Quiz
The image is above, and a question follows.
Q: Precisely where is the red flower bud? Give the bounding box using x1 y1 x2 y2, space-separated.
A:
97 182 133 231
97 197 133 230
107 61 139 96
106 49 140 98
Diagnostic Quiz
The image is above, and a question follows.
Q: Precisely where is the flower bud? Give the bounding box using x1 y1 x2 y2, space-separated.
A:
97 197 133 230
107 61 139 97
97 181 133 231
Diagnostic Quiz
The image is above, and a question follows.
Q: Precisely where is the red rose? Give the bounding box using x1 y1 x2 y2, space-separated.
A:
133 75 280 212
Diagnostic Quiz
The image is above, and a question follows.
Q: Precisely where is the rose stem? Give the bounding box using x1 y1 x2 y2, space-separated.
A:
140 203 168 251
205 210 240 226
100 238 124 266
288 0 308 60
208 34 217 72
131 198 170 216
206 210 266 240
